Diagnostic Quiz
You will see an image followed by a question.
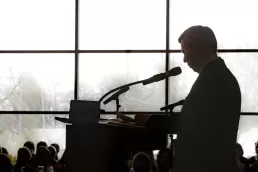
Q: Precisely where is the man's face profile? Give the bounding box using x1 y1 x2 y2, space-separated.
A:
181 40 199 72
179 25 218 73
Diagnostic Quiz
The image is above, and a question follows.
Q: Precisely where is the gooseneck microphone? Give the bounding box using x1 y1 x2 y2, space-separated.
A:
142 67 182 85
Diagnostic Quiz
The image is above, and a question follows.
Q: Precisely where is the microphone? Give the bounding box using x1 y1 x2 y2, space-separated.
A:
103 86 130 105
142 67 182 85
160 99 185 111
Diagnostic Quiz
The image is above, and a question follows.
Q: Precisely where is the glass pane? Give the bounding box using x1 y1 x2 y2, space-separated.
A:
0 114 66 157
170 0 258 49
80 0 166 49
169 53 258 112
238 116 258 158
79 53 165 111
0 0 74 50
223 53 258 112
0 54 74 111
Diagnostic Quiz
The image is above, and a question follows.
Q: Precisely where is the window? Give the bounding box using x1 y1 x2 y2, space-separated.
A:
170 53 258 112
223 53 258 112
0 54 74 111
79 53 165 111
0 0 257 158
0 114 66 156
0 0 75 50
170 0 258 49
80 0 166 49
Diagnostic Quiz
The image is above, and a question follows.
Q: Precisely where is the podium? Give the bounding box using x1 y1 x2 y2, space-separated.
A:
58 100 179 172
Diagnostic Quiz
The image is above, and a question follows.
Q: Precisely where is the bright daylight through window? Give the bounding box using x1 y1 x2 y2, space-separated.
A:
0 0 257 158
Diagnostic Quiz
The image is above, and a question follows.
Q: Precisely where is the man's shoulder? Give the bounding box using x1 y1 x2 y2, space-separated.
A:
189 60 241 105
201 58 240 90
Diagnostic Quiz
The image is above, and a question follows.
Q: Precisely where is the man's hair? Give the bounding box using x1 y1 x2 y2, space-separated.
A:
17 147 32 165
0 147 8 155
51 143 60 153
36 146 51 165
132 152 151 172
178 25 217 53
24 141 35 152
47 146 57 159
255 141 258 147
37 141 48 150
157 147 173 160
0 154 13 172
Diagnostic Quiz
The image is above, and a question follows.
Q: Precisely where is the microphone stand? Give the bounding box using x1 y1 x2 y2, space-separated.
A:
99 80 144 120
160 102 183 148
99 80 145 103
99 80 145 120
99 68 181 104
99 70 179 115
115 98 121 112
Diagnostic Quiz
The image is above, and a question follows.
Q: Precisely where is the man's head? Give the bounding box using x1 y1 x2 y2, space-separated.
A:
255 141 258 155
132 152 151 172
0 147 8 155
178 25 218 73
36 141 47 150
0 154 13 172
48 146 57 159
36 146 51 165
51 143 60 154
17 147 32 165
24 141 35 154
157 148 173 171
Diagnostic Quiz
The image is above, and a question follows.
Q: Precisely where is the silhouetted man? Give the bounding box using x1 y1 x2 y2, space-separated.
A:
173 25 241 172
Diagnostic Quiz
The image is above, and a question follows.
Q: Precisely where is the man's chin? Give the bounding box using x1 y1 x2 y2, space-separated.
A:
188 65 195 71
191 67 199 73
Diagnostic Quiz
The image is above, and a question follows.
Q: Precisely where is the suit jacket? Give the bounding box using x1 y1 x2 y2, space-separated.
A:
173 58 241 172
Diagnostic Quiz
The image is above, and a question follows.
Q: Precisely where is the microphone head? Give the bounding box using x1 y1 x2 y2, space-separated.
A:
143 67 182 86
168 67 182 76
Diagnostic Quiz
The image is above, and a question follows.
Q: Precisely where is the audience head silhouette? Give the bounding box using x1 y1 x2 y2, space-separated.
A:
36 141 47 150
178 25 218 73
36 146 51 166
51 143 60 160
236 143 244 158
0 142 64 172
0 147 8 155
132 152 151 172
51 143 60 154
254 141 258 155
157 147 173 172
17 147 32 166
0 154 13 172
48 146 57 159
24 141 35 154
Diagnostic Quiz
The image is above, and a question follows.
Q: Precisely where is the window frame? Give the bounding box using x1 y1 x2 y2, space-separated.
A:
0 0 257 116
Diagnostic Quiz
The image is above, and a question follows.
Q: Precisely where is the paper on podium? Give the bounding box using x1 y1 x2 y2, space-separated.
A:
107 118 144 129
